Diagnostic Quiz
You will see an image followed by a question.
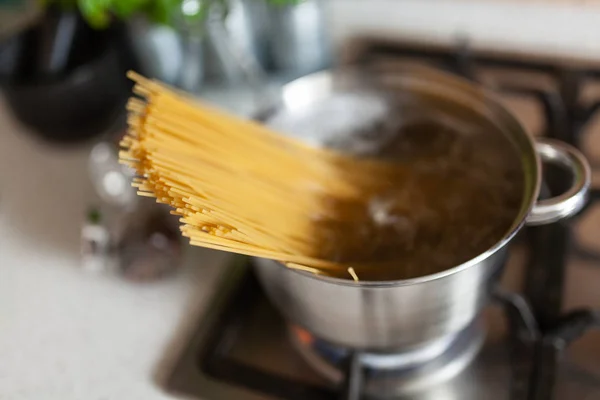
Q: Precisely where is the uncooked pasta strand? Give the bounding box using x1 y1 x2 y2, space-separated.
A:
119 71 422 279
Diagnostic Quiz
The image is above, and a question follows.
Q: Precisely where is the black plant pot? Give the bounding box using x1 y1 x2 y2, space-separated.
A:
0 10 134 145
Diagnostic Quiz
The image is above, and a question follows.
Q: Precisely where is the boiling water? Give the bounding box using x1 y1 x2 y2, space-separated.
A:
268 92 524 281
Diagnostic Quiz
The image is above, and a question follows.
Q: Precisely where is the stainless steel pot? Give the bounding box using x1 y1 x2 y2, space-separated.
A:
254 66 591 351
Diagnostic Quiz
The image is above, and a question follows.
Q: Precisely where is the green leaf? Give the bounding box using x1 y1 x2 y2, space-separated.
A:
42 0 302 30
77 0 112 28
266 0 303 6
148 0 181 25
111 0 150 19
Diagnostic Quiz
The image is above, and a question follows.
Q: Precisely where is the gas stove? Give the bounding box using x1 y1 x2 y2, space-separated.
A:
163 39 600 400
163 251 598 400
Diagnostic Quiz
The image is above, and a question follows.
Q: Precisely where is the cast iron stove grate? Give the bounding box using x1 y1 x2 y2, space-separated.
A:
166 257 538 400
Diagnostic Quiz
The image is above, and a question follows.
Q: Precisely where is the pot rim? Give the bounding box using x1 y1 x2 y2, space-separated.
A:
263 65 541 288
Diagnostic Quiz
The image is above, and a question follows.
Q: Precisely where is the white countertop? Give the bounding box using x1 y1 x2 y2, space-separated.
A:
0 96 232 400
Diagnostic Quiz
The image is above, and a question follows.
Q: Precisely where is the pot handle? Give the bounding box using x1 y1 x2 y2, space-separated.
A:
525 139 591 226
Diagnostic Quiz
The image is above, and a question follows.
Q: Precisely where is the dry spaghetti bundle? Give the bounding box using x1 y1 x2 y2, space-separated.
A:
120 72 524 281
119 72 412 279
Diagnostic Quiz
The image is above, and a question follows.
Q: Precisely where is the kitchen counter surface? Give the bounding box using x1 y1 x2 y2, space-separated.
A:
0 94 235 400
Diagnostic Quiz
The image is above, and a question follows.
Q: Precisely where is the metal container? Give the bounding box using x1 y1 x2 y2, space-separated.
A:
203 0 270 83
266 0 331 79
254 66 591 351
126 16 204 93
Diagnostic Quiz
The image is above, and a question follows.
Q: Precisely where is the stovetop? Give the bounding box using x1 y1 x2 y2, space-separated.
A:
164 39 600 400
164 250 600 400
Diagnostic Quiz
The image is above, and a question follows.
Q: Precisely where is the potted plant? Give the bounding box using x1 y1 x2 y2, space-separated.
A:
0 0 302 144
0 0 211 144
0 0 132 144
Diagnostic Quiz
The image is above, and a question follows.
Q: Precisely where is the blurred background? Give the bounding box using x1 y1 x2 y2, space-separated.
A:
3 1 600 399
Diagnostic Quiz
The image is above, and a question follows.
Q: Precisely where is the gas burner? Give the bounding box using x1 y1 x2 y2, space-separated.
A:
289 322 485 397
166 261 520 400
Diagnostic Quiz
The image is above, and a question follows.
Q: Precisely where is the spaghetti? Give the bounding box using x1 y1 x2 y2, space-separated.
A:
119 72 524 281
